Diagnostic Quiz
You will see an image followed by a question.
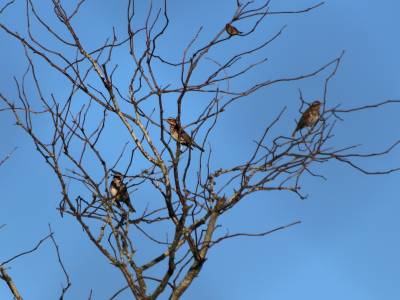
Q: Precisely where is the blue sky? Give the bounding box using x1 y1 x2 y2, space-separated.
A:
1 0 400 299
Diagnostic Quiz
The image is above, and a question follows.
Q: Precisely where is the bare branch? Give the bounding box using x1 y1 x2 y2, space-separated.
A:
0 147 17 167
1 233 52 267
0 266 23 300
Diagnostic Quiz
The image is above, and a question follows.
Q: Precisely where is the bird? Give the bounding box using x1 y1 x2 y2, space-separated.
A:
165 117 204 152
225 23 242 36
110 172 136 212
291 101 322 137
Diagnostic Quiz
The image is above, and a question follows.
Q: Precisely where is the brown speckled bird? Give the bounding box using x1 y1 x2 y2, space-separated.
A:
110 172 136 212
292 101 322 137
165 117 204 152
225 23 242 36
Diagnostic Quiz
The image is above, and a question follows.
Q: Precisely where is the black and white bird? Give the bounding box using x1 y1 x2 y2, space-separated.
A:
110 172 136 212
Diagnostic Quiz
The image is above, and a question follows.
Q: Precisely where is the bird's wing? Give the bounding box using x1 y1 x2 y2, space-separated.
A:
296 115 307 131
175 126 204 151
120 184 130 202
178 128 193 146
121 184 135 212
298 106 314 128
292 108 310 137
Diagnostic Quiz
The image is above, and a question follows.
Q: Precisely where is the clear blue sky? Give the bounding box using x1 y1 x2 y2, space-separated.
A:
1 1 400 299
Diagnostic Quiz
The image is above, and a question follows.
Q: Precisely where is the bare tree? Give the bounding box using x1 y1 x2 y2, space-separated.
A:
0 0 399 299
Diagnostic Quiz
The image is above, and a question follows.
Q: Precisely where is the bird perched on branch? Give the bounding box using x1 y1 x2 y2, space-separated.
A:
165 117 204 152
292 101 322 137
110 172 136 212
225 23 242 36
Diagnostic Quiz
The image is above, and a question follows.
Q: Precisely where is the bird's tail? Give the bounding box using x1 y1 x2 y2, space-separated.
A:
291 125 299 138
128 203 136 213
117 211 128 228
193 143 205 152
